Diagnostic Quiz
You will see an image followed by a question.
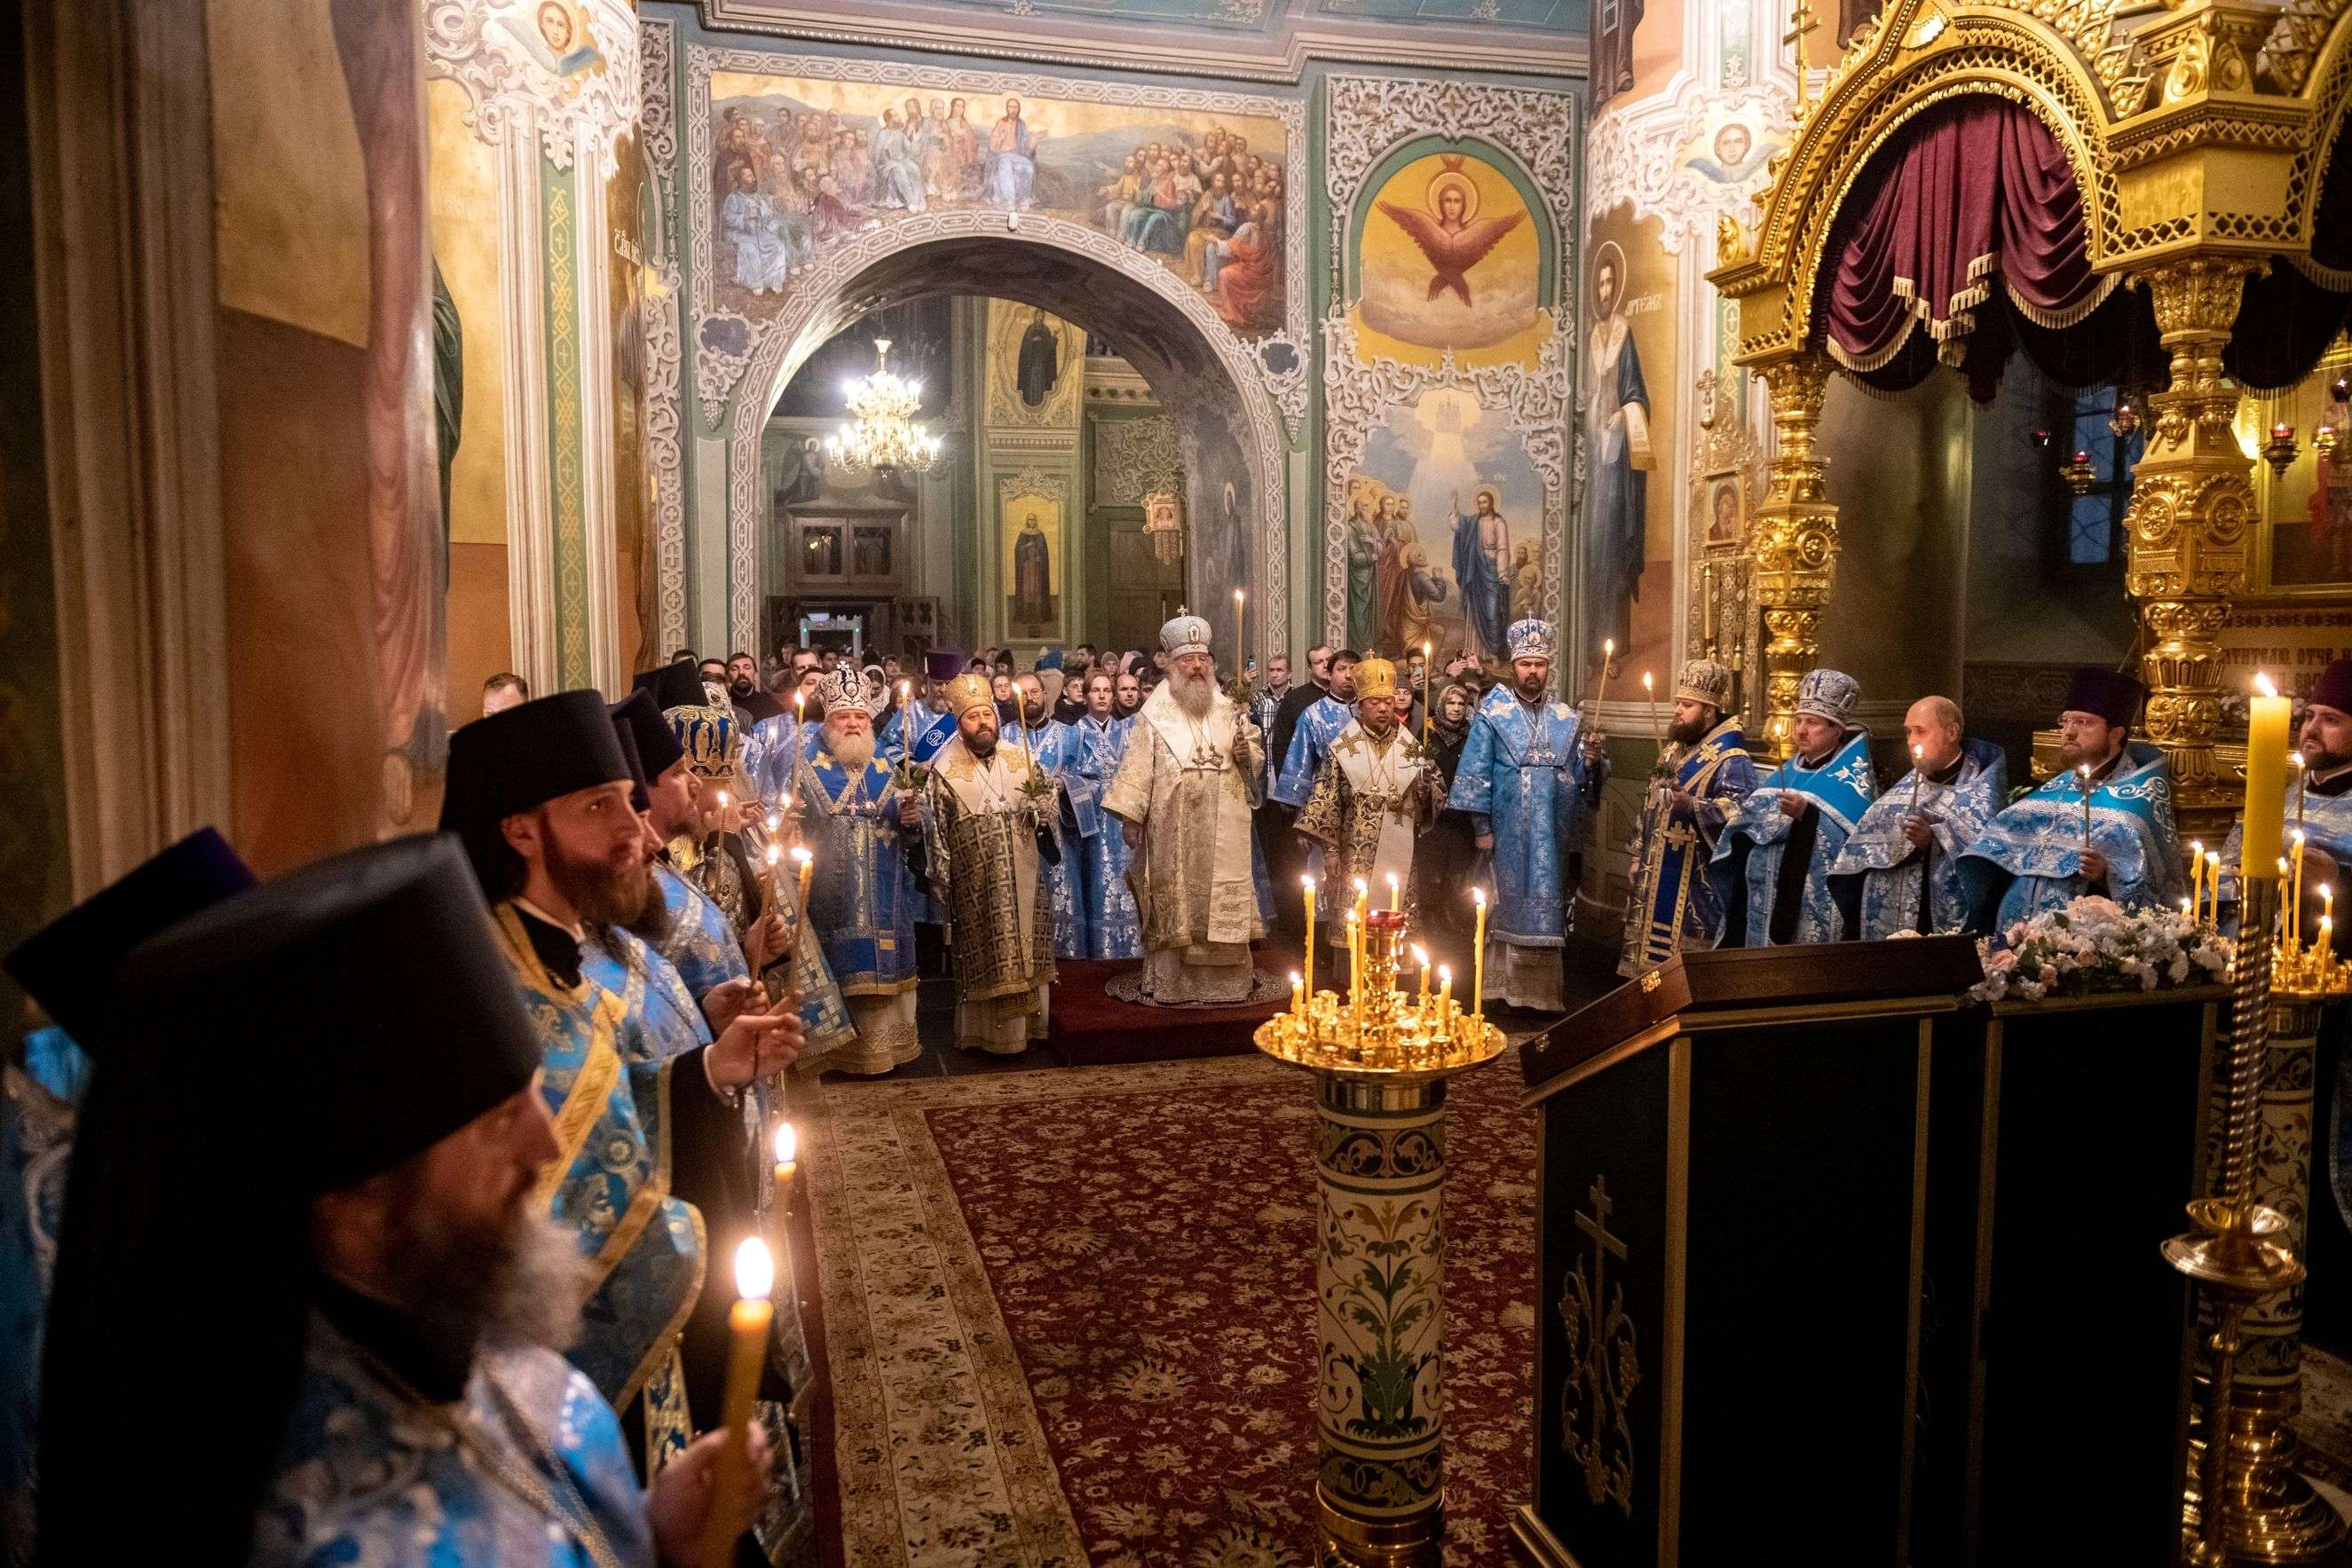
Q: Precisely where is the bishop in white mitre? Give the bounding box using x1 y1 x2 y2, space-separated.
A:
1102 613 1268 1004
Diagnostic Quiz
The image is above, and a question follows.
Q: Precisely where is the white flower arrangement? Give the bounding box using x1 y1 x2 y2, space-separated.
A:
1970 895 2232 1005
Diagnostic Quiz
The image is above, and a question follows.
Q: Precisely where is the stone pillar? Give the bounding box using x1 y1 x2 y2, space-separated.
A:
2121 257 2260 836
1747 354 1836 760
1315 1072 1448 1567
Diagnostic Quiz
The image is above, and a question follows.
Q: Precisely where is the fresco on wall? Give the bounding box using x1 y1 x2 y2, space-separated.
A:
1584 201 1677 679
706 71 1290 333
1340 389 1544 664
1354 150 1546 369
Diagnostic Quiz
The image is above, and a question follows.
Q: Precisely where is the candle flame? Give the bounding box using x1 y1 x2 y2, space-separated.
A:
1912 744 1923 760
1345 907 1358 926
1605 638 1615 658
1235 588 1245 604
1642 671 1654 691
1352 877 1369 897
766 844 781 868
2280 857 2293 877
791 846 813 867
2191 839 2204 855
1301 874 1316 894
1289 970 1302 986
1437 965 1452 983
1385 872 1400 894
774 1122 797 1166
718 789 731 808
735 1237 775 1301
2326 885 2336 905
2256 672 2279 698
2296 829 2309 847
2181 897 2192 915
899 682 911 699
2292 753 2307 770
2207 849 2222 869
1472 886 1487 909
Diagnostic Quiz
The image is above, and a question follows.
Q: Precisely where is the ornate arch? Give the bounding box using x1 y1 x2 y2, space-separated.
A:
1717 4 2121 360
720 210 1293 661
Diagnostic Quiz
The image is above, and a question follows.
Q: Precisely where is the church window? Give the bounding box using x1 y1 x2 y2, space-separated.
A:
2063 387 2143 565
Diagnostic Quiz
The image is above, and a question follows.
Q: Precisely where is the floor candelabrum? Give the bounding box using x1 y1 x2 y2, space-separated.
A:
1256 908 1507 1567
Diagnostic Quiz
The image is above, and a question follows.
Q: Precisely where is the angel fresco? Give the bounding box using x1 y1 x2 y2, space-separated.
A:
497 0 604 82
1375 157 1524 307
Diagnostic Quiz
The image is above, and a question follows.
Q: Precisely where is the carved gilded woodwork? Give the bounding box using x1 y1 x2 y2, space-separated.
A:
1709 0 2352 814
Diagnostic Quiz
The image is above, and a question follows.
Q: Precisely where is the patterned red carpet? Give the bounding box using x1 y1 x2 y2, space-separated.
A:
801 1051 1537 1566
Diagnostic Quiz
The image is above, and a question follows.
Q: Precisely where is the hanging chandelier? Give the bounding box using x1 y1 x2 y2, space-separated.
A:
824 337 943 477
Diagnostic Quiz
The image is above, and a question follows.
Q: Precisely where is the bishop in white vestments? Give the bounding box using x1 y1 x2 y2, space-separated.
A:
1103 614 1268 1004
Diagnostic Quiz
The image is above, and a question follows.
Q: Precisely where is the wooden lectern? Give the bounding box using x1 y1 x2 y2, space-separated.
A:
1511 942 2219 1568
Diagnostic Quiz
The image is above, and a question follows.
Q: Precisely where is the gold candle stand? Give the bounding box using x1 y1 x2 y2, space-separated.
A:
1256 910 1507 1567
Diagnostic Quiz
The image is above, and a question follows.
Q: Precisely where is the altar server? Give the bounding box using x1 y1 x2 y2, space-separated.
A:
1619 658 1755 976
1446 619 1606 1010
1960 668 2182 927
1711 668 1878 947
1828 697 2009 937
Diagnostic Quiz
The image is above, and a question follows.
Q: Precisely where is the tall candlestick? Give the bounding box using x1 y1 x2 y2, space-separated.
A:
2206 850 2222 928
1302 876 1317 1000
1290 970 1304 1020
1436 965 1453 1028
792 846 814 930
1387 871 1401 912
2076 765 2093 848
2190 839 2206 926
1412 944 1431 1000
1471 886 1488 1018
702 1239 775 1568
2243 674 2292 882
1597 638 1615 710
1353 876 1370 926
1642 671 1661 746
1346 909 1361 1026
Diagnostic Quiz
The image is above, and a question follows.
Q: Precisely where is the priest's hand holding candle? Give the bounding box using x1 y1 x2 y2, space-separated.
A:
699 1239 775 1568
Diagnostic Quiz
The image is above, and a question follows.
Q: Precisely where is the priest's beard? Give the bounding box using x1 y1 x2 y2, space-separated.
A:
730 676 755 698
829 726 875 771
542 817 652 930
1667 709 1715 746
1172 667 1216 719
391 1180 588 1359
962 721 998 760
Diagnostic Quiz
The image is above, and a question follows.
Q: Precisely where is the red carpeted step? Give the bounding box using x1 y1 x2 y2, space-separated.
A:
1046 953 1299 1066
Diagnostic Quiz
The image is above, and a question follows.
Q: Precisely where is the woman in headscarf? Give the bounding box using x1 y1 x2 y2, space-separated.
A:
1415 679 1480 940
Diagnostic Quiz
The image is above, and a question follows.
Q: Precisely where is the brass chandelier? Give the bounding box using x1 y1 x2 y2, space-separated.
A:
823 338 943 477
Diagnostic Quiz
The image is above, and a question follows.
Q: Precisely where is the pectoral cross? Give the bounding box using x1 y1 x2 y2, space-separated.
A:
1786 0 1821 108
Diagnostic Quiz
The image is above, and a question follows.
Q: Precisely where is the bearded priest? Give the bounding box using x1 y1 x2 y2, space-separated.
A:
2215 657 2352 938
925 673 1058 1052
1446 619 1606 1011
1711 668 1879 947
1619 658 1756 976
1295 656 1442 947
789 666 924 1074
1103 613 1268 1004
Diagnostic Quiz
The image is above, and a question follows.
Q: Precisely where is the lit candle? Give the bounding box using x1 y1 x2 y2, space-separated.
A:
2277 422 2294 440
764 841 782 908
1346 908 1361 1024
1290 969 1304 1020
1301 876 1317 1001
1910 745 1925 810
2075 765 2092 848
2293 829 2309 947
1353 876 1370 926
2323 916 2335 981
2244 674 2292 884
898 680 912 705
766 809 783 839
1386 871 1401 912
1436 965 1453 1027
702 1239 775 1568
1598 637 1616 708
1234 588 1246 664
1642 671 1661 746
2281 857 2295 942
772 1122 798 1221
1471 886 1488 1018
1411 943 1431 1001
2206 850 2222 927
793 845 814 927
2189 839 2206 926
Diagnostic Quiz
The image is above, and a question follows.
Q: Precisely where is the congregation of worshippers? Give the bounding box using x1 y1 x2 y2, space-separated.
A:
3 603 2307 1563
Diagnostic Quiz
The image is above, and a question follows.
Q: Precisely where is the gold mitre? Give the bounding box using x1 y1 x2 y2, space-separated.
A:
1355 657 1399 701
944 672 996 717
1674 659 1734 709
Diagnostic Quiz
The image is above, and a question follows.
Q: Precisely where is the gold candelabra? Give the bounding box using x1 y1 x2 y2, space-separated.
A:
1257 909 1508 1076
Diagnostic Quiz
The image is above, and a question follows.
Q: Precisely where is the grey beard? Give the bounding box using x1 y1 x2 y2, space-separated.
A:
1172 672 1215 718
396 1194 588 1362
829 727 875 771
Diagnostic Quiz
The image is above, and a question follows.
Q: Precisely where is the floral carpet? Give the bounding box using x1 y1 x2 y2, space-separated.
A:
802 1052 1538 1567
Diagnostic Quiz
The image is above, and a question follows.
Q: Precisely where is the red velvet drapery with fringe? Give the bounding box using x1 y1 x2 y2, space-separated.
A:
1820 98 2111 378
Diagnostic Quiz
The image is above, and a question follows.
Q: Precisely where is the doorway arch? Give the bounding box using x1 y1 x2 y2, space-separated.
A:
722 213 1290 662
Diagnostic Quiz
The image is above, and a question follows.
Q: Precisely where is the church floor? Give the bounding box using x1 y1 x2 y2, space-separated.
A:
793 1041 1545 1567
